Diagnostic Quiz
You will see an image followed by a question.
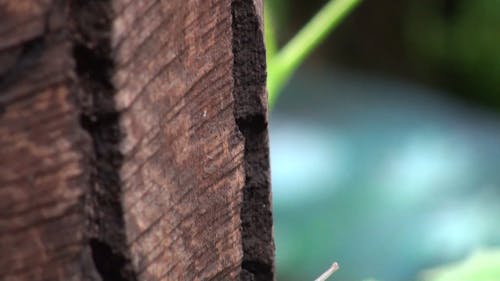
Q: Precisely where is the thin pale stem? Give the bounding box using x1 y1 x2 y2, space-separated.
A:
314 262 340 281
267 0 363 109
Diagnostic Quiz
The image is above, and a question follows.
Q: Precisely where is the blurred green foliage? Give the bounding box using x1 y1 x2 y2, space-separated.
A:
265 0 362 109
267 0 500 109
367 249 500 281
406 0 500 109
266 1 500 281
420 248 500 281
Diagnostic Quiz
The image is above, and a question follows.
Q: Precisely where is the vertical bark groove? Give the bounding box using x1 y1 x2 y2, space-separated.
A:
70 1 137 280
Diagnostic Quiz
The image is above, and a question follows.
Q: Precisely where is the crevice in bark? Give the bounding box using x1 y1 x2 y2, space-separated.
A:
70 1 137 281
90 239 133 281
231 0 274 280
0 36 46 95
241 260 273 280
0 8 51 114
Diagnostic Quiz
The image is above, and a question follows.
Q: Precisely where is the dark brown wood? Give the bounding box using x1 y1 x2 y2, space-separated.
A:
232 1 274 280
1 0 273 280
0 1 93 281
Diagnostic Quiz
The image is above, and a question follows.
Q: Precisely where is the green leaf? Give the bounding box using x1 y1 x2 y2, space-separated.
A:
419 249 500 281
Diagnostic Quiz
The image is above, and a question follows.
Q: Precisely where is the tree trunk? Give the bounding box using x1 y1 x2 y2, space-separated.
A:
0 0 273 280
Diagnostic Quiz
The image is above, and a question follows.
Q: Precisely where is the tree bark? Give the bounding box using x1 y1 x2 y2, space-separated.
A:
0 0 273 280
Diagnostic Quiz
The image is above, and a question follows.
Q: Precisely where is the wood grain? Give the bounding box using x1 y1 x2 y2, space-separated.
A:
115 0 245 280
0 1 93 281
0 0 273 280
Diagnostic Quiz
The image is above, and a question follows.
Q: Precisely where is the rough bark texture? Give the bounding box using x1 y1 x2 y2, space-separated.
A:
0 1 93 280
0 0 273 280
232 1 274 280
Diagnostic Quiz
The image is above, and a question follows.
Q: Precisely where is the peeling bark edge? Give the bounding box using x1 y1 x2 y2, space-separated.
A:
69 1 138 281
231 1 275 280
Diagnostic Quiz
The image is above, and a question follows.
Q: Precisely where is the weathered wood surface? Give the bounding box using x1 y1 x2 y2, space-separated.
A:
0 0 273 280
0 1 93 280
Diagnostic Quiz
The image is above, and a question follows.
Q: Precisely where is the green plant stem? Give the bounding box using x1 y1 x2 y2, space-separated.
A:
264 0 278 63
267 0 363 109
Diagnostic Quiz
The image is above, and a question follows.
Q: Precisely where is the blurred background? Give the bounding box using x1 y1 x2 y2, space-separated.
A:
265 0 500 280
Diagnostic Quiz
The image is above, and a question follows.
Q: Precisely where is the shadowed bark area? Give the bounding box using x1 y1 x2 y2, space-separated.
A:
0 1 94 280
1 0 273 280
232 0 274 280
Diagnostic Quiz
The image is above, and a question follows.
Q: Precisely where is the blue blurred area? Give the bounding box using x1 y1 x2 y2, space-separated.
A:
270 68 500 281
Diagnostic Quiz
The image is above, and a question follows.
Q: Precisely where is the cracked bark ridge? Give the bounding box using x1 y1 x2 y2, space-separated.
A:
70 1 138 281
0 0 273 280
232 0 274 280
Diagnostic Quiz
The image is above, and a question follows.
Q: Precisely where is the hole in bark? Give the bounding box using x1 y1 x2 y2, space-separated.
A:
242 260 273 281
90 239 131 281
235 114 267 136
